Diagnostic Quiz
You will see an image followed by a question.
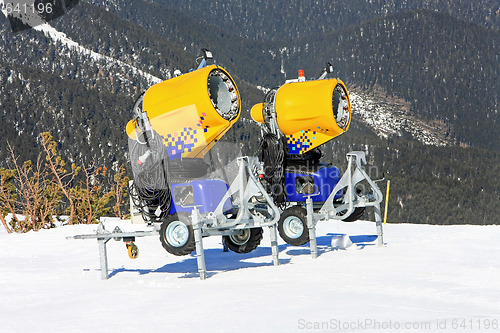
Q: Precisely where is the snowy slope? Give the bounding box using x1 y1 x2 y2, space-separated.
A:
351 91 449 147
33 23 162 85
1 219 499 332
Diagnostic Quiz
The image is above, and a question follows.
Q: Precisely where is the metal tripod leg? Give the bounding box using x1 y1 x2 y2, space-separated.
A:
192 208 207 280
269 224 280 266
374 204 384 247
98 238 110 280
306 197 318 259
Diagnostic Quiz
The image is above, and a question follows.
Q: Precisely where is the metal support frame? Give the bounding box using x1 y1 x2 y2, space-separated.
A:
192 207 207 280
188 156 281 279
319 152 382 218
69 152 384 279
98 237 110 280
210 156 281 229
304 151 384 256
269 224 280 266
69 156 281 280
68 223 158 280
374 205 384 247
306 196 318 259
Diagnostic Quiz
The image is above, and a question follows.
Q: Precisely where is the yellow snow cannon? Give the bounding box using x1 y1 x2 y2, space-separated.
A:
127 63 241 159
251 67 351 155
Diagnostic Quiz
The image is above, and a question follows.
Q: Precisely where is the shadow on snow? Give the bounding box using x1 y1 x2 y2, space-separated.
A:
106 233 378 279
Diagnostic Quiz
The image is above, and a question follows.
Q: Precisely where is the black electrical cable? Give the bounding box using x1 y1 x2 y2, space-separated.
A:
128 128 171 223
259 133 287 209
128 92 172 224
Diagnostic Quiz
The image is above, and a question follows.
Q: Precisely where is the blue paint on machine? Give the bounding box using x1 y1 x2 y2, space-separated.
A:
284 164 343 203
169 179 232 214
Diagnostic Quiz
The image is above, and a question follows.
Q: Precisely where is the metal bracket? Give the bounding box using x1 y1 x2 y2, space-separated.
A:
311 151 385 250
189 156 281 279
67 222 158 280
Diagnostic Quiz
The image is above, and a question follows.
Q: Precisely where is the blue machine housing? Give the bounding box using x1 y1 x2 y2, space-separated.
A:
169 179 232 214
284 163 343 203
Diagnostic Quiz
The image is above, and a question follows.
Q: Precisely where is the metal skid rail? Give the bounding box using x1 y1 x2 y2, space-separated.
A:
67 223 158 280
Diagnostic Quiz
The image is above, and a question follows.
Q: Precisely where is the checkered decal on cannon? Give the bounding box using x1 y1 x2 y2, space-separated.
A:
161 127 201 158
287 130 314 154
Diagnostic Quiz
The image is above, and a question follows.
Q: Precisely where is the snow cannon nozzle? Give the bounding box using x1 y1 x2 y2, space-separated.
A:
126 51 241 161
250 63 351 155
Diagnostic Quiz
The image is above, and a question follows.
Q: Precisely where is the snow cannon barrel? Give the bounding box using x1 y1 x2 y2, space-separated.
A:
251 79 351 155
126 65 241 159
275 79 351 136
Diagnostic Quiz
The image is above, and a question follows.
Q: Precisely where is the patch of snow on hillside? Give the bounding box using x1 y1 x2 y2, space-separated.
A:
256 85 271 94
351 91 447 146
34 24 162 85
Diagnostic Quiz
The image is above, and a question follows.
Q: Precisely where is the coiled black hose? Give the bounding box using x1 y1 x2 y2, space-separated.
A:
128 129 171 223
259 133 287 208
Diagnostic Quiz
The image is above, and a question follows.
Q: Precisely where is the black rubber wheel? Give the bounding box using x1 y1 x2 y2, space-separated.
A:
278 206 309 246
223 228 263 254
342 207 366 222
159 212 195 256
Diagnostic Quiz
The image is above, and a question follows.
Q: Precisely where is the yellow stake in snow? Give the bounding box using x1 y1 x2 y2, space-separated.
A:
383 180 390 224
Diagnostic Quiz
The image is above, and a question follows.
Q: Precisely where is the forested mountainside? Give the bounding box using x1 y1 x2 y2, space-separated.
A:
1 0 499 224
282 10 500 150
319 120 500 225
57 0 282 85
144 0 500 40
53 2 500 151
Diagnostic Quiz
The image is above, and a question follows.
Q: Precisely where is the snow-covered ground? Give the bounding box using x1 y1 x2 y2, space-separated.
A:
1 220 499 332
